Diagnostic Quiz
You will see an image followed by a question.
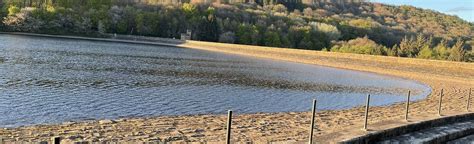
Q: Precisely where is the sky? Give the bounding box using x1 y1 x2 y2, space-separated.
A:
372 0 474 22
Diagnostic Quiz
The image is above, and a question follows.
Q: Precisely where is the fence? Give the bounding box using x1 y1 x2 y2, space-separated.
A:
5 88 473 144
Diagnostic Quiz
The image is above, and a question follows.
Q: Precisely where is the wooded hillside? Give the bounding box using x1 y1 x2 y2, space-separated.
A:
1 0 473 61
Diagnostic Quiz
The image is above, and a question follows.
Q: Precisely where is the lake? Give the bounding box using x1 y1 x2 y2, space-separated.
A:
0 34 431 127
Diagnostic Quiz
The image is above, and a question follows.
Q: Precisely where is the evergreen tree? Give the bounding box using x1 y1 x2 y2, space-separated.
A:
398 36 413 57
264 30 282 47
448 39 465 61
387 44 399 56
417 45 433 59
433 40 449 60
236 24 259 45
196 14 220 42
413 34 426 54
288 26 307 48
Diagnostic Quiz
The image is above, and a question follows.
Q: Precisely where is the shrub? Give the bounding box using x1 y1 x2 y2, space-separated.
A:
330 36 388 55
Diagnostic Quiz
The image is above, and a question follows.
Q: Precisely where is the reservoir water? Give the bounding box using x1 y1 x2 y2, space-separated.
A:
0 34 431 127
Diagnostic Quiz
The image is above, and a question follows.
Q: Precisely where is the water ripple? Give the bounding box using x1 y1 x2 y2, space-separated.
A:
0 34 431 128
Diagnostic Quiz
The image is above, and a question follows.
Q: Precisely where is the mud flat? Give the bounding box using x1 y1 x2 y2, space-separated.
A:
0 34 473 143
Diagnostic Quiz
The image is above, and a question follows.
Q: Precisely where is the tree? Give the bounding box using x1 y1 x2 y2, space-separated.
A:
8 5 20 15
309 22 341 41
465 51 474 62
417 45 433 59
108 5 122 33
412 34 427 54
182 3 197 15
272 4 287 14
77 17 92 34
348 18 380 29
264 30 281 47
218 31 235 43
3 7 44 32
116 6 137 34
302 7 312 17
300 30 329 50
182 3 199 32
448 39 465 61
236 24 259 45
288 26 307 49
330 36 388 55
196 13 220 42
398 36 415 57
0 1 472 63
386 44 398 56
433 39 449 60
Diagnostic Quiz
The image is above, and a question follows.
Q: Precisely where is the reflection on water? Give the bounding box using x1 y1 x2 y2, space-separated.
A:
0 34 431 127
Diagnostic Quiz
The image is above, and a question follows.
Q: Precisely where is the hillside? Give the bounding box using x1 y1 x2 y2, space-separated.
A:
1 0 473 61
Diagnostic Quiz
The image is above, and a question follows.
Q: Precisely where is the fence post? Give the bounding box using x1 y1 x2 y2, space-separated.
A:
405 91 411 121
364 94 371 131
308 99 317 144
438 89 444 116
51 137 61 144
468 88 472 112
226 110 232 144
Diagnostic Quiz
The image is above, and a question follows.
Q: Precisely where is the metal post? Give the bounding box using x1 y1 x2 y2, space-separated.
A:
51 137 60 144
438 89 444 116
364 94 371 130
468 88 472 112
405 91 411 121
226 110 232 144
308 99 317 144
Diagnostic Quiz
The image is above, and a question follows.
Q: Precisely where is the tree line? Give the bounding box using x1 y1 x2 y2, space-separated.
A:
329 35 470 61
1 0 473 62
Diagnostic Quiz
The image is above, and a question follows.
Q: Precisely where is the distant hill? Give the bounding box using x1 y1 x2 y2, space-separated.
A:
1 0 472 61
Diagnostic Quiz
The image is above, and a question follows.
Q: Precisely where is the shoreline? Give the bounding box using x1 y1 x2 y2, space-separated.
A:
0 32 473 143
0 32 434 92
0 32 457 88
0 32 185 47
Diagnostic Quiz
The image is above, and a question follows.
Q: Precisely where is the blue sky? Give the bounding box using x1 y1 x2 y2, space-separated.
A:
372 0 474 22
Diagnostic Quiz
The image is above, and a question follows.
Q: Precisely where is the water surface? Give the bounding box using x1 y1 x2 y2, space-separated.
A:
0 34 431 127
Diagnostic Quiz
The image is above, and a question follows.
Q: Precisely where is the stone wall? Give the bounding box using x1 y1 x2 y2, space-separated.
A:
341 113 474 144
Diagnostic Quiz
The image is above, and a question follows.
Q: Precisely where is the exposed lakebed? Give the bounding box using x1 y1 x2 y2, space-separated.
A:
0 34 431 127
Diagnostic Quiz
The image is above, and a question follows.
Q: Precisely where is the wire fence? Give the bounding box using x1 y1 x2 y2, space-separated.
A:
227 88 473 144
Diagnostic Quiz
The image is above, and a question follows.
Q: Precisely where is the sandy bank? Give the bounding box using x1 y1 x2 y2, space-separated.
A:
0 33 473 143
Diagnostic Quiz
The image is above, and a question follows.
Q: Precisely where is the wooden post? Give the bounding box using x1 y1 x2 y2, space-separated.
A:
226 110 232 144
364 94 371 130
51 137 60 144
438 89 444 116
468 88 472 112
405 91 411 121
308 99 317 144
